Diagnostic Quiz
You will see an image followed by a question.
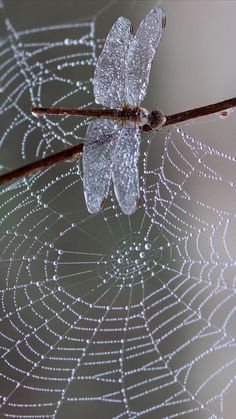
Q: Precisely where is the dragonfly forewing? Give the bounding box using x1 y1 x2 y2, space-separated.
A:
93 16 133 108
83 119 121 213
112 124 141 215
85 6 165 215
126 6 165 106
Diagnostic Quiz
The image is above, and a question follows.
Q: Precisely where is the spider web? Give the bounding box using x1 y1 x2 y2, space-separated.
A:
0 1 236 418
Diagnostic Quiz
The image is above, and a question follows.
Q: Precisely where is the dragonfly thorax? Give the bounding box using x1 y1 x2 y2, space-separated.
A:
118 106 149 127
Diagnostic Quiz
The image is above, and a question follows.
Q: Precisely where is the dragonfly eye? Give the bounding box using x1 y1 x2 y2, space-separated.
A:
148 109 166 130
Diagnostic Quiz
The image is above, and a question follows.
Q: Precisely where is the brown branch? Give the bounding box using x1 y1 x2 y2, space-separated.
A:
0 97 235 186
0 144 83 185
164 96 236 126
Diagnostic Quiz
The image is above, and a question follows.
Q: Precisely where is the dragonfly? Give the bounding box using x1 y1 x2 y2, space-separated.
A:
32 6 167 215
1 7 233 191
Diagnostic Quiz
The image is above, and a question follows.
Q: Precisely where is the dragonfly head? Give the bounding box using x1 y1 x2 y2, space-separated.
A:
148 109 166 130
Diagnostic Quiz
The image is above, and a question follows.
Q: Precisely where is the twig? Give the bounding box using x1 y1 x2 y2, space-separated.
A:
164 96 235 127
0 97 235 186
0 144 83 185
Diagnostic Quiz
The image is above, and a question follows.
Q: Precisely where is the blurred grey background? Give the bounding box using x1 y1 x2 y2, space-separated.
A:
0 1 236 418
3 0 236 117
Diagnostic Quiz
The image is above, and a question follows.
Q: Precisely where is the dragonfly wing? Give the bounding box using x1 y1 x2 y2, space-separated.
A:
93 17 133 108
126 7 166 106
112 124 141 215
83 119 120 213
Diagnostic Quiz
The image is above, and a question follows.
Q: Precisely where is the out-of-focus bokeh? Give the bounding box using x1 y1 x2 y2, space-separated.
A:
0 1 236 418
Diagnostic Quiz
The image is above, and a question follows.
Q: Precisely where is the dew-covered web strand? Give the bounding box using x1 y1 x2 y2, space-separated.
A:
0 1 236 419
33 279 125 419
1 128 236 416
